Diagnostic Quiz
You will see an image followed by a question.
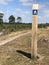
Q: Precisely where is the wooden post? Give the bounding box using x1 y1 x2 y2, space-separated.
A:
31 4 38 60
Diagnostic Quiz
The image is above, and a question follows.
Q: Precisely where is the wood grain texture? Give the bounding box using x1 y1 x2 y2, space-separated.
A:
31 15 38 59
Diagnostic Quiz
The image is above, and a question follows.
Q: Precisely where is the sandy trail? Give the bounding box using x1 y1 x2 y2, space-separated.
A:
0 31 31 46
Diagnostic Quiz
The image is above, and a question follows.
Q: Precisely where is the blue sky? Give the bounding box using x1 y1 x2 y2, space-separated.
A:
0 0 49 23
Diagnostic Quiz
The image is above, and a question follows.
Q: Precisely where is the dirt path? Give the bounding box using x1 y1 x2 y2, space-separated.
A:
0 31 31 46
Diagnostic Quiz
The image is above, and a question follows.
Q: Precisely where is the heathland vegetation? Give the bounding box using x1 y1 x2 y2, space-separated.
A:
0 15 49 34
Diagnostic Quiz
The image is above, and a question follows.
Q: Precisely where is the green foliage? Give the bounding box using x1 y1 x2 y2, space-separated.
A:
0 23 31 34
1 22 49 34
9 15 15 23
38 23 49 28
0 19 3 24
17 17 22 23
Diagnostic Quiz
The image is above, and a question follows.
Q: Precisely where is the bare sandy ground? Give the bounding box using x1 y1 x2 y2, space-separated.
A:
0 31 31 46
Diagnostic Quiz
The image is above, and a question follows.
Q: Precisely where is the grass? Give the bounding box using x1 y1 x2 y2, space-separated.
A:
0 30 30 41
0 23 31 33
0 28 49 65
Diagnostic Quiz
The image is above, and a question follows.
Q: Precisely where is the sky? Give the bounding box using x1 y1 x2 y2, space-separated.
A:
0 0 49 23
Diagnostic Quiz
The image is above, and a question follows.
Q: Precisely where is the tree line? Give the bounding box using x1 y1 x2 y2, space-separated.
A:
38 23 49 28
0 15 22 24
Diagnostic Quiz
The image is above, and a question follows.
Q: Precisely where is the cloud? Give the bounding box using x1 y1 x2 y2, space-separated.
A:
43 9 49 17
39 4 46 9
0 0 14 5
39 4 49 17
22 2 32 6
16 8 31 14
19 0 28 3
0 0 7 5
38 7 49 23
19 0 33 6
0 11 4 13
13 8 31 23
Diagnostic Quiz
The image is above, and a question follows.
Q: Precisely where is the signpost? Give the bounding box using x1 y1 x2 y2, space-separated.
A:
31 4 38 60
